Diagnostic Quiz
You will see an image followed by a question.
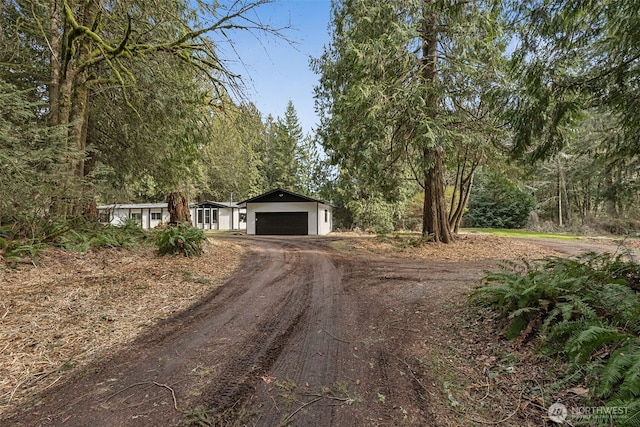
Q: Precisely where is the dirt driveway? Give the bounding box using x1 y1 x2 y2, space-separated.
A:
2 235 635 426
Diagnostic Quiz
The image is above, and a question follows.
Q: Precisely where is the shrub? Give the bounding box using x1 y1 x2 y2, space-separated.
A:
464 173 534 229
349 196 395 234
472 252 640 424
155 223 206 257
56 219 148 251
1 218 150 263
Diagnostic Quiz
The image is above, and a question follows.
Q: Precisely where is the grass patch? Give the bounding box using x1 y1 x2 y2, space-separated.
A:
329 241 350 252
462 228 583 240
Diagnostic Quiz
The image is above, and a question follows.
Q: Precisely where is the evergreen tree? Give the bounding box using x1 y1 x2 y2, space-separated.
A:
0 0 281 215
508 0 640 167
0 79 72 230
314 0 505 241
259 101 305 192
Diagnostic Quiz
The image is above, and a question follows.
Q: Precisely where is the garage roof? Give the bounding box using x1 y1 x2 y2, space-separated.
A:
239 188 330 205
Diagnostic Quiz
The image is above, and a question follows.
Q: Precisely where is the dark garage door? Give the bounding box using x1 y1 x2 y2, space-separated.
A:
256 212 308 235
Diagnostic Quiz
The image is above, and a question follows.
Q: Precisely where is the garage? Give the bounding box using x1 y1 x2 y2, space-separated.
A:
240 188 333 236
256 212 308 235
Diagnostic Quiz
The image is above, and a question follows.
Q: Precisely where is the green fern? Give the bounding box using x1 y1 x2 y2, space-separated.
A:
599 342 640 398
564 324 631 363
155 223 206 257
617 399 640 426
472 251 640 420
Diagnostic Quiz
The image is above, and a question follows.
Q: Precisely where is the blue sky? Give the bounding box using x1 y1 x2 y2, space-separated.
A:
222 0 332 135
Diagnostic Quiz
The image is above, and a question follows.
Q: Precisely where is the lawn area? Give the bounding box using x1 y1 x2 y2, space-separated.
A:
462 227 583 240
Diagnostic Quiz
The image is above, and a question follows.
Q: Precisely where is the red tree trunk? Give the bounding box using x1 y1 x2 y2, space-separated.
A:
167 191 191 225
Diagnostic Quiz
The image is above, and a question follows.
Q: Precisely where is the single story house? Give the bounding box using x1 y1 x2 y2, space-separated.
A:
97 201 246 231
239 188 332 235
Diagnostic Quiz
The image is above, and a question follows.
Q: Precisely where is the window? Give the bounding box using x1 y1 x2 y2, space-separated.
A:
204 209 211 224
212 210 218 223
151 212 162 221
239 213 247 223
130 212 142 225
324 209 328 223
197 209 203 224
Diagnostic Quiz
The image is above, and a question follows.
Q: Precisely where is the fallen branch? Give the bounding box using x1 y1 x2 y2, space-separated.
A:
303 392 355 402
457 389 527 425
280 396 322 425
105 381 178 411
153 381 178 411
389 325 420 333
321 328 351 343
389 353 434 396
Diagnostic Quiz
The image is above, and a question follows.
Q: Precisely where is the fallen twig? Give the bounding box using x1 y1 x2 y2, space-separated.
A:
389 326 420 333
458 389 529 425
303 392 355 402
280 396 322 425
321 328 351 343
105 381 178 410
153 381 178 411
389 353 434 396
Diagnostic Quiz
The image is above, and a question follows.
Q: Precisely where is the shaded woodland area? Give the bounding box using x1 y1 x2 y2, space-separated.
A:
1 0 639 245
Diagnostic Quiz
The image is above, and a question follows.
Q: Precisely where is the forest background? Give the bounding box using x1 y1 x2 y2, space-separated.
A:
1 0 639 243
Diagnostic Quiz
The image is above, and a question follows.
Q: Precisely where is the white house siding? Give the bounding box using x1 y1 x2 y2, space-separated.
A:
99 204 169 229
317 203 333 236
99 203 245 231
192 207 217 230
246 201 322 235
191 206 247 231
219 208 232 230
233 208 247 230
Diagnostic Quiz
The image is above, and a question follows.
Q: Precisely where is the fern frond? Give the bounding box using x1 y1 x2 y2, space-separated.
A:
565 324 630 363
598 343 640 399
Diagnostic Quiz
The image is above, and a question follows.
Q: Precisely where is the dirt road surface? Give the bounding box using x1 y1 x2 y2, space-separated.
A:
2 235 634 426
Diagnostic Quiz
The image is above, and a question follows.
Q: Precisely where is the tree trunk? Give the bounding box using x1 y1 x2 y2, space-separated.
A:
420 2 453 243
167 191 191 225
49 0 61 126
450 170 475 233
605 167 617 217
47 0 99 216
82 198 98 222
423 148 453 242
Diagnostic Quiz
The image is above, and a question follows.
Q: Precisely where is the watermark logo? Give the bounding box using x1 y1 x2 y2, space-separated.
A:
547 401 628 424
548 402 568 423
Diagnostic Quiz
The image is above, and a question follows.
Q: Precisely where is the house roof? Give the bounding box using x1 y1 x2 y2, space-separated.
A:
98 201 243 210
97 203 168 210
194 201 242 209
238 188 331 206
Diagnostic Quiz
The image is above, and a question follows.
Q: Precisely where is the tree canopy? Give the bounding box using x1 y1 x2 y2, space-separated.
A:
2 0 640 239
313 0 507 241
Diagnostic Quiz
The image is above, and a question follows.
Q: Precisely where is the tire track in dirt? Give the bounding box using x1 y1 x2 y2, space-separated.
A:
3 236 486 427
1 238 321 426
245 239 350 426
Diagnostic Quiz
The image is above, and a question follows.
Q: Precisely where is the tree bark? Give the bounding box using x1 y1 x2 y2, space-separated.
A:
450 170 475 233
167 191 191 224
423 147 453 242
47 0 100 216
420 2 453 243
49 0 61 126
